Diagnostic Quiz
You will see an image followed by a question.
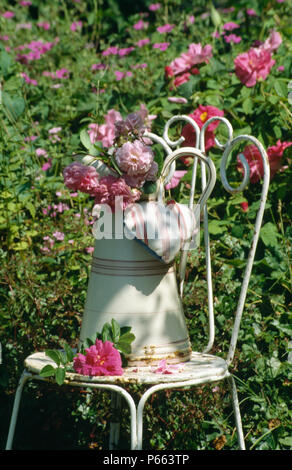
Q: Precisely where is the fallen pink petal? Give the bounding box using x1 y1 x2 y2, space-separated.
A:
152 360 185 374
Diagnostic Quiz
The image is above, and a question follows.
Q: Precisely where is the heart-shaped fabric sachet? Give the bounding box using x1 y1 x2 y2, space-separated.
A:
123 201 199 264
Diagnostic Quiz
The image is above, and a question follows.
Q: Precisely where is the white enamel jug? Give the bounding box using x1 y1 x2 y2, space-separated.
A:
79 146 216 366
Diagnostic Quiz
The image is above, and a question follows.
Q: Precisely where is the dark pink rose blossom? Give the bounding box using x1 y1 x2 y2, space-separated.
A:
173 72 190 88
181 105 224 151
241 202 249 212
73 340 124 376
237 140 292 183
234 47 275 87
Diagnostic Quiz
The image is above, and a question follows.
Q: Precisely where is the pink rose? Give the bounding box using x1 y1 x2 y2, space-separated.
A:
173 72 191 88
181 105 224 151
73 340 124 376
63 162 100 194
115 140 154 176
241 202 249 212
170 57 189 75
88 109 122 148
165 170 187 189
94 176 141 210
234 47 275 87
165 66 174 78
186 43 212 65
260 30 282 53
169 43 212 76
237 140 292 183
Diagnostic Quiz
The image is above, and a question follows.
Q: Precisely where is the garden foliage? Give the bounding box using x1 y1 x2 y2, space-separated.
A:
0 0 291 450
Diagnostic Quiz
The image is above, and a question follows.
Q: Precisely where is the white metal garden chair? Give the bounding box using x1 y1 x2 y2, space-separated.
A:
5 115 269 451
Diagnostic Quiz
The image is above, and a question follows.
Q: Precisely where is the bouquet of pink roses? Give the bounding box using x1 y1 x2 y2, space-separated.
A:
63 106 159 212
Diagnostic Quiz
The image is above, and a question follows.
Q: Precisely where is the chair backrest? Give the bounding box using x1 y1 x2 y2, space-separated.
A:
144 115 270 364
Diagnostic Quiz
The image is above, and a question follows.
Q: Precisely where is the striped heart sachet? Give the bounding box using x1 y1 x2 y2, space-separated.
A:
123 201 198 264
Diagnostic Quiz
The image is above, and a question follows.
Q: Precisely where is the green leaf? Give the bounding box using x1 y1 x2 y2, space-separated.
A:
45 349 61 366
80 128 100 156
82 336 96 349
55 367 66 386
119 331 135 344
101 322 113 342
208 220 228 235
260 222 279 247
111 318 120 343
80 128 93 150
143 181 157 194
2 92 25 121
120 326 132 336
11 241 29 251
242 97 253 114
63 344 74 363
116 340 132 355
268 95 279 105
274 80 287 98
0 50 13 77
26 202 36 219
210 3 222 27
39 364 56 378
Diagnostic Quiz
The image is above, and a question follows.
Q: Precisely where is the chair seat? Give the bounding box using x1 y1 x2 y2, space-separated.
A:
24 350 229 386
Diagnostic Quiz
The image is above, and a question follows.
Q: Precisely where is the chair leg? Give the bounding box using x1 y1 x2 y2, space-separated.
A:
5 370 32 450
227 375 246 450
109 391 121 450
